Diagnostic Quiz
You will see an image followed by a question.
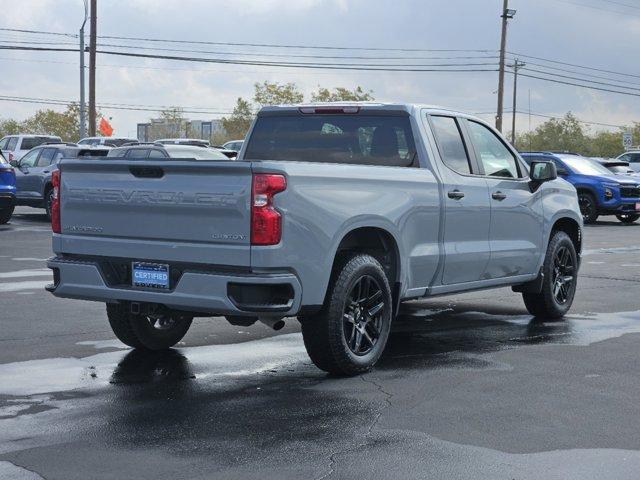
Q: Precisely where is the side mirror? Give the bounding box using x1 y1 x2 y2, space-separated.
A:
9 160 19 168
530 161 557 184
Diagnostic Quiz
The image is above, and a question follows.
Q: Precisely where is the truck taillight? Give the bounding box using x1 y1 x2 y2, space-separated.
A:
251 173 286 245
51 170 61 233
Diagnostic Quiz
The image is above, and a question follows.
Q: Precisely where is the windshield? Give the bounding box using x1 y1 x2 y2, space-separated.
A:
562 157 614 176
165 146 229 160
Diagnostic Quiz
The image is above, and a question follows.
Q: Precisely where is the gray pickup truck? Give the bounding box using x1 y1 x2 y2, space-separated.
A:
47 103 582 375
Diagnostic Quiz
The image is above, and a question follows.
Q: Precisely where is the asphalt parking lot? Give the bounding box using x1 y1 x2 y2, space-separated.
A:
1 206 640 480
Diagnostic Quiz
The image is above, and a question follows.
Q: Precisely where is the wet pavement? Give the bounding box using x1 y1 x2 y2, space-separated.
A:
1 207 640 479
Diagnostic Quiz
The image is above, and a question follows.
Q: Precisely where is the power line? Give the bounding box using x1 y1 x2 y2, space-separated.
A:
555 0 640 16
0 26 497 53
516 71 640 98
596 0 640 10
0 27 77 38
508 51 640 80
0 45 500 72
474 109 626 128
522 67 640 92
0 95 233 115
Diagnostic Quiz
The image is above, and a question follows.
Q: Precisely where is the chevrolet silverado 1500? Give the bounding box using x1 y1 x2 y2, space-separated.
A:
47 103 583 375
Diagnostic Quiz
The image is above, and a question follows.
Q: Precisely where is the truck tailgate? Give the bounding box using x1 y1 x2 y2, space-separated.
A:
56 159 252 267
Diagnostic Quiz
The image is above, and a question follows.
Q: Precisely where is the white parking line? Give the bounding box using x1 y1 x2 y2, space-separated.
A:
0 269 50 279
12 257 50 262
0 280 50 293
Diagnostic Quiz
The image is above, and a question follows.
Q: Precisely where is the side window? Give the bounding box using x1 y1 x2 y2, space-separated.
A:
36 148 56 166
430 115 472 174
19 149 40 168
0 138 8 149
128 149 149 158
467 121 521 178
629 153 640 164
7 137 18 151
148 149 167 158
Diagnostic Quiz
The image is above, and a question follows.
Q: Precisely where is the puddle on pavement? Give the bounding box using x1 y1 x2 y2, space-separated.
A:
0 308 638 399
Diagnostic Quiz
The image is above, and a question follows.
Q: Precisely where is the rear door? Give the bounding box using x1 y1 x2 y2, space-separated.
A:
428 114 491 285
465 120 543 279
58 159 253 266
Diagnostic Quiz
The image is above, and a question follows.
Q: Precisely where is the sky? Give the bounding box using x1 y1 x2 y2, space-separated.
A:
1 0 639 139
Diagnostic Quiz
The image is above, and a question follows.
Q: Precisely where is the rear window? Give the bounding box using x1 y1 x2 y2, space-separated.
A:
245 114 417 167
21 136 60 150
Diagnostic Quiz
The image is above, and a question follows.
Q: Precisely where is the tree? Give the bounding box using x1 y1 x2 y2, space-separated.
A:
253 81 304 107
220 98 254 141
517 113 589 154
310 86 374 102
0 119 21 138
218 81 376 142
20 105 81 141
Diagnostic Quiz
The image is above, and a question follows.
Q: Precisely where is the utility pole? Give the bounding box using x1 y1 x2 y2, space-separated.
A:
88 0 97 136
496 0 516 132
509 59 525 146
79 0 88 140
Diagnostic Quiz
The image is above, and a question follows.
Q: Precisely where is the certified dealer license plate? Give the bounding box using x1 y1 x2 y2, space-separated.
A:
132 262 170 289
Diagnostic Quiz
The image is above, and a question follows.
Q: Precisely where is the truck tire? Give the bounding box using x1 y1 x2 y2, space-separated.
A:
616 213 640 224
106 303 193 350
577 192 598 224
0 207 14 225
300 254 393 376
522 230 577 319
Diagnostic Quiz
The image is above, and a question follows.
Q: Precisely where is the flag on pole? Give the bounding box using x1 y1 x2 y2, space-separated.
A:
99 117 113 137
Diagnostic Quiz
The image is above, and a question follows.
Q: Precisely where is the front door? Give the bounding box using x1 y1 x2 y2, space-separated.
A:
14 149 42 200
465 120 544 279
429 115 491 285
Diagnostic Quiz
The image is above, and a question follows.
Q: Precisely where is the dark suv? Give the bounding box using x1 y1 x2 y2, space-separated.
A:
11 144 108 219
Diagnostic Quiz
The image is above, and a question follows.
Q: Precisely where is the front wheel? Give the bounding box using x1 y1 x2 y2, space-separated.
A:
106 303 193 350
578 192 598 224
300 254 393 376
0 207 14 225
522 230 577 319
616 213 640 224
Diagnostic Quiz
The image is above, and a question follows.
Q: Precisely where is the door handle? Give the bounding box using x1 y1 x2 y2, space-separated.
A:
447 189 465 200
492 191 507 201
43 170 50 174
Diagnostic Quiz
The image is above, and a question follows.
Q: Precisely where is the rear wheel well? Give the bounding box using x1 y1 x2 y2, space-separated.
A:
332 227 400 285
551 218 581 258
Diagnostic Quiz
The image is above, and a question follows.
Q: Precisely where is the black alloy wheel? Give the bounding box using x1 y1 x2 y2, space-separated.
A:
551 245 575 305
578 192 598 224
342 275 385 356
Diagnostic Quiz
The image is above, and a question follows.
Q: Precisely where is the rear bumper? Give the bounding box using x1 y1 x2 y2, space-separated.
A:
46 256 302 316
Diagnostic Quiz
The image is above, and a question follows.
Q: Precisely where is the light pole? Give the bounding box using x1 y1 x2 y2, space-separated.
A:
79 0 88 140
496 1 516 132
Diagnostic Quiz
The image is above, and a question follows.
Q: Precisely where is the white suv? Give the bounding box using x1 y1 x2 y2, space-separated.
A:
0 134 62 163
617 150 640 173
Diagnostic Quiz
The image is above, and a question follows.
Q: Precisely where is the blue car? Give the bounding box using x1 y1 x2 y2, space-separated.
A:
522 152 640 224
0 151 16 224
